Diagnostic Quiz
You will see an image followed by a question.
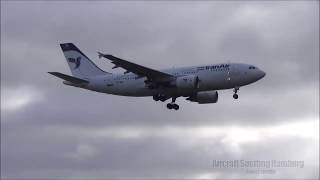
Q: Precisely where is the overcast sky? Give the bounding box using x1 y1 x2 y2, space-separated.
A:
1 1 319 179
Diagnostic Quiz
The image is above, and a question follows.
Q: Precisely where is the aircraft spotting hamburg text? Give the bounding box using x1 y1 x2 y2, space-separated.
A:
49 43 266 110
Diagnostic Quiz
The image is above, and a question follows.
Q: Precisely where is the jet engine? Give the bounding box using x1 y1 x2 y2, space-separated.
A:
175 75 199 89
187 90 218 104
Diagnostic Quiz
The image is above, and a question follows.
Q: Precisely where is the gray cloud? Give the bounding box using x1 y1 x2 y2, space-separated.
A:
1 1 319 179
2 123 318 178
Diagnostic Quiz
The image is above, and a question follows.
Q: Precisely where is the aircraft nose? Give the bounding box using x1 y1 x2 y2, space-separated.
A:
258 70 266 79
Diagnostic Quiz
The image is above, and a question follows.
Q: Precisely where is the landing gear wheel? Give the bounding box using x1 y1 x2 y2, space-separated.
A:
166 103 179 110
153 95 159 101
160 96 167 102
173 104 179 110
233 87 239 99
233 94 238 99
166 97 179 110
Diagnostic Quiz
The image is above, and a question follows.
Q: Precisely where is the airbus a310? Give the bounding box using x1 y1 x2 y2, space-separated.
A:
49 43 266 110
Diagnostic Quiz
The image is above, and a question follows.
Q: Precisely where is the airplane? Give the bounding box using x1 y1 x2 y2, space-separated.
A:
49 43 266 110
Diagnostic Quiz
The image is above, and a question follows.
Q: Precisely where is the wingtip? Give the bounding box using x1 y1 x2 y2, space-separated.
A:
98 52 113 59
48 72 60 76
97 52 103 58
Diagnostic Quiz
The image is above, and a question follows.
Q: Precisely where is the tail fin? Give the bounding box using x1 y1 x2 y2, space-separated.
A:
60 43 110 78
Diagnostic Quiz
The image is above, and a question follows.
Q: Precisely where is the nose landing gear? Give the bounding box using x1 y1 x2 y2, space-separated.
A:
233 87 239 99
166 97 179 110
233 94 238 99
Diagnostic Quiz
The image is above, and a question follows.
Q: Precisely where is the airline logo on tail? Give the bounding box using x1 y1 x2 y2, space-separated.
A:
68 57 81 69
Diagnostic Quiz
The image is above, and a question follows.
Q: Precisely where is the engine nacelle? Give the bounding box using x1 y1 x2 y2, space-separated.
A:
187 90 218 104
175 75 199 89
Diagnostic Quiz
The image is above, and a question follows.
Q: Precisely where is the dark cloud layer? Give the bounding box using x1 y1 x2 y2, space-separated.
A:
1 1 319 179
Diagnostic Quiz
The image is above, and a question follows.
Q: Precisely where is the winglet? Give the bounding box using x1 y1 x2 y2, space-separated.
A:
98 52 104 59
98 53 118 61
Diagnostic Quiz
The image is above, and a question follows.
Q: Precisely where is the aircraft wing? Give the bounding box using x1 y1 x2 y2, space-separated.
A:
98 52 174 82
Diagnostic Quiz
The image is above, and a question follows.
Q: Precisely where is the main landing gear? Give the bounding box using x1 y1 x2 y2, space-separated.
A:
153 94 180 110
166 97 179 110
233 87 239 99
153 94 167 102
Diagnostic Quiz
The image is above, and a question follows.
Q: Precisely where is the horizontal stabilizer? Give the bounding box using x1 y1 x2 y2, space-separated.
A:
48 72 89 84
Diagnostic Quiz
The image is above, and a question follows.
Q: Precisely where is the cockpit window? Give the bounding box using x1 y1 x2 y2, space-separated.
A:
249 66 256 69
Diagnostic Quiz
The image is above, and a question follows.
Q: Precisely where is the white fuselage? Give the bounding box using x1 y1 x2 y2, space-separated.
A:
83 63 265 97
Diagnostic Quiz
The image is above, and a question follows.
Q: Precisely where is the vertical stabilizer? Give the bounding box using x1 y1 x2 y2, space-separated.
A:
60 43 110 78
